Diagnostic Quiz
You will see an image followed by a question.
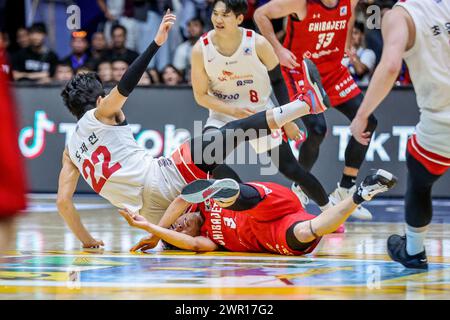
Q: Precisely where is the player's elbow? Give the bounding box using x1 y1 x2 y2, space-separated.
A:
385 59 402 76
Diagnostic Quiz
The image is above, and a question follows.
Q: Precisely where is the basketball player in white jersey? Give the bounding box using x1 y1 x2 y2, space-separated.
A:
57 9 330 248
350 0 450 269
191 0 336 217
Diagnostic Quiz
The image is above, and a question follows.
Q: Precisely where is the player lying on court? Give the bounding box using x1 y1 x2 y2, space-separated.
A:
57 10 332 249
120 170 397 255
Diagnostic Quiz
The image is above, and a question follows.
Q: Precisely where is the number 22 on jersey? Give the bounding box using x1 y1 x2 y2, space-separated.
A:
82 146 122 193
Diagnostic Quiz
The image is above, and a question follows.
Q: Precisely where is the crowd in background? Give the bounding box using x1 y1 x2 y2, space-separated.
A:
0 0 411 87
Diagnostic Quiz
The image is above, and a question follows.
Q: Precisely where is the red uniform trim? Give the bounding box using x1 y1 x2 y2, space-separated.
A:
171 142 208 184
407 135 450 176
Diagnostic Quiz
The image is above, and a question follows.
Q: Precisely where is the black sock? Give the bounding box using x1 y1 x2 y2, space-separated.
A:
340 174 356 189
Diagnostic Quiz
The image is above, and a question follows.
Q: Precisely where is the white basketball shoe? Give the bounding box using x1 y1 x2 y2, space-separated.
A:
291 183 310 208
329 183 373 220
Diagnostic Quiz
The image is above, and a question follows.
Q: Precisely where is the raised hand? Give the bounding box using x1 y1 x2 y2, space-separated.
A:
154 9 176 46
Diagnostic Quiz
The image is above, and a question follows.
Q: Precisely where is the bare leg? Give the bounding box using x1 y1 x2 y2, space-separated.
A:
294 197 357 243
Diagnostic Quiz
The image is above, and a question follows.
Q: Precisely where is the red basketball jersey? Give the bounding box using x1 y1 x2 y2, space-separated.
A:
199 182 319 255
283 0 352 74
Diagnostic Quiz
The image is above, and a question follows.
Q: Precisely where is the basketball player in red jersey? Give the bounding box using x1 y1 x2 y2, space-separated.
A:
255 0 378 220
0 42 27 253
120 169 397 255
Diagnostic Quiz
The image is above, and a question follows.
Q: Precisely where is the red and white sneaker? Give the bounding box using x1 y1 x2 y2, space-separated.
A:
296 58 331 114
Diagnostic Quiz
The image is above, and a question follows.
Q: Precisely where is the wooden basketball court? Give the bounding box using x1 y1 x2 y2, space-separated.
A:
1 195 450 300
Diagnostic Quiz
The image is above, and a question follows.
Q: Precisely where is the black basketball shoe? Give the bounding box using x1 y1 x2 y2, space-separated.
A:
180 178 240 204
353 169 398 204
387 234 428 270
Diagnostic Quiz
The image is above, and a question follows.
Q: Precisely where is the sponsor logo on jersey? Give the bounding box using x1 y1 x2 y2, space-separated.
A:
243 47 252 55
226 60 238 65
340 6 347 16
212 91 240 100
218 70 254 82
308 20 347 32
304 47 340 60
236 79 254 86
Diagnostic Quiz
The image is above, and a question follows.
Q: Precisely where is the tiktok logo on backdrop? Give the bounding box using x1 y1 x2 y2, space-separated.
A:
19 110 56 159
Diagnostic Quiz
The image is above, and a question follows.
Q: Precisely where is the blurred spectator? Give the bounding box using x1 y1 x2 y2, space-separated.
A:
161 64 183 86
0 31 12 79
53 63 74 83
363 0 395 65
148 68 161 84
97 0 139 51
111 59 129 82
12 22 59 83
136 0 179 72
138 70 152 86
178 0 213 39
61 31 91 71
342 22 376 85
106 24 139 65
15 27 30 51
97 60 114 84
90 31 109 64
173 17 203 83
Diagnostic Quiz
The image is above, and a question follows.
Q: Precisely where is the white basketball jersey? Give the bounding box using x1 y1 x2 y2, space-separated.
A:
201 28 274 129
395 0 450 157
67 109 186 222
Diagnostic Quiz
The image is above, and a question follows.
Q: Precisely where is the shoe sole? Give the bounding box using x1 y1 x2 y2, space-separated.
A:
180 178 240 204
373 169 398 189
302 58 332 111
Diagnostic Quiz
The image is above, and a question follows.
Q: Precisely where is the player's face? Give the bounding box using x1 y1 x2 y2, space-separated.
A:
171 212 203 237
211 2 243 33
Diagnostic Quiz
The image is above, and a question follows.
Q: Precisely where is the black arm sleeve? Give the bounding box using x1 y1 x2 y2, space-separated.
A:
269 64 290 106
117 41 160 97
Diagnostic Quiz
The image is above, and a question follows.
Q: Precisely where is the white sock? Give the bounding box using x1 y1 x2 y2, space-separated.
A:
272 100 309 127
319 202 332 212
406 225 427 256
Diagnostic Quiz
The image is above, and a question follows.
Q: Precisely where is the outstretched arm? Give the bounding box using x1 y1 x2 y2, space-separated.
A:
57 149 104 248
120 209 218 252
350 8 410 145
130 196 191 251
95 11 176 119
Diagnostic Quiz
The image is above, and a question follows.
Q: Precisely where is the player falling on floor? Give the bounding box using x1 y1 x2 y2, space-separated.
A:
350 0 450 269
191 0 334 216
57 10 330 249
254 0 378 220
120 170 397 255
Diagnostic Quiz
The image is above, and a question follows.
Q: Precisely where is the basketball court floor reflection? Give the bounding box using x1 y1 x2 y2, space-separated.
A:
1 194 450 300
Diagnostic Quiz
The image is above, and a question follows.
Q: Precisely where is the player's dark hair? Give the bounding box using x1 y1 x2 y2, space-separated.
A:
61 72 106 120
213 0 248 16
111 24 127 37
354 21 365 34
